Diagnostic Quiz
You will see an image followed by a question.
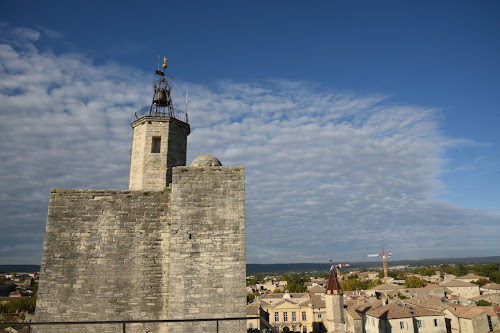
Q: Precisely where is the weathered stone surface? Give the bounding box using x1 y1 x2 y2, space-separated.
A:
168 166 246 333
35 116 246 333
129 116 190 190
35 189 171 332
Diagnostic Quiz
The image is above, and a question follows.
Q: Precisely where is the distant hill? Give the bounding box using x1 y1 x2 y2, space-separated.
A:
2 256 499 275
0 265 41 273
247 256 500 274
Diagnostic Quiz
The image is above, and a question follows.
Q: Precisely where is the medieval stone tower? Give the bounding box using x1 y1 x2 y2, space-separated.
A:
325 265 345 333
34 59 246 333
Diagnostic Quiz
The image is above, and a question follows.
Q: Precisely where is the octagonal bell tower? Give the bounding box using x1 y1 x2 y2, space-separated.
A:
129 57 190 191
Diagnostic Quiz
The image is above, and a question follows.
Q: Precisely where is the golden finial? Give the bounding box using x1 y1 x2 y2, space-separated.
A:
162 56 168 69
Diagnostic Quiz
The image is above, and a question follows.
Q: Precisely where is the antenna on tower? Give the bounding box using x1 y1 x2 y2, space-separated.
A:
185 91 189 114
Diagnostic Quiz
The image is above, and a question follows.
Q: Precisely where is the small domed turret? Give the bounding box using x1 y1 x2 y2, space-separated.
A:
190 155 222 167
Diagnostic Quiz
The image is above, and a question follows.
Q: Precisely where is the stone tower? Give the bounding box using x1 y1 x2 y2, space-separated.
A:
325 265 345 333
34 60 246 333
129 68 190 190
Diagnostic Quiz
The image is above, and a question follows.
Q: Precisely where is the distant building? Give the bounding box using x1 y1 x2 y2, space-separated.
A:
456 274 488 283
358 301 446 333
481 283 500 295
444 306 490 333
440 280 480 300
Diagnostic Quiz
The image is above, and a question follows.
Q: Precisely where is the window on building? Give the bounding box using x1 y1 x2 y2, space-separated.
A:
303 326 307 333
302 312 306 321
417 319 423 328
434 319 439 327
275 312 279 323
317 314 323 319
292 311 297 322
284 312 288 322
400 321 405 329
152 137 161 153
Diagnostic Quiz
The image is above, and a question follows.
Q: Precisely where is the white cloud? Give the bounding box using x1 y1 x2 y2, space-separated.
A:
1 25 499 264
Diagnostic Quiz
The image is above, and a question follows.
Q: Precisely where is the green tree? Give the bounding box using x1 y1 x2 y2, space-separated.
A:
341 278 363 291
455 264 468 277
287 282 307 293
420 267 436 276
405 276 424 288
362 279 382 290
475 300 492 306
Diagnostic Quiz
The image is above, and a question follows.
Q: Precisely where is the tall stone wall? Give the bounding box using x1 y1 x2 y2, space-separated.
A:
35 189 172 333
167 166 246 333
35 165 246 332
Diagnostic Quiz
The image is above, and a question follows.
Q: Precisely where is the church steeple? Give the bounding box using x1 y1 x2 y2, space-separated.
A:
129 58 190 190
325 263 345 332
326 264 343 295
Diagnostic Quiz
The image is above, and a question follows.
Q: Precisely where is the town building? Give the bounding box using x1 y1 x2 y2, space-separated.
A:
358 301 446 333
440 280 480 300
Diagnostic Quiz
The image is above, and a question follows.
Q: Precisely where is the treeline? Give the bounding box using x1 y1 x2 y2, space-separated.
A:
0 296 36 314
439 263 500 282
340 277 382 291
0 282 37 314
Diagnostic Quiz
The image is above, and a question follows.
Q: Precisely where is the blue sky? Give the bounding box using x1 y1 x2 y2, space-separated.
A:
0 1 499 264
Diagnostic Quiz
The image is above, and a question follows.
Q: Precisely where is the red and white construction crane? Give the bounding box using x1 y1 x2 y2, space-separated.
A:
367 247 392 278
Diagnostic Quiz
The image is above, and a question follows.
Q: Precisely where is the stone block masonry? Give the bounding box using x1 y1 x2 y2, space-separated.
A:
35 189 171 333
168 166 246 333
129 117 190 191
35 166 246 333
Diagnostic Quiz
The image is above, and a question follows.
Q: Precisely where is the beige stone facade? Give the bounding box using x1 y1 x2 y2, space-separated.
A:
440 280 480 299
35 107 246 332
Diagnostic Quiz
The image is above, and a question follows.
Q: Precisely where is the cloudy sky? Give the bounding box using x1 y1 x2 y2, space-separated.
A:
1 1 499 265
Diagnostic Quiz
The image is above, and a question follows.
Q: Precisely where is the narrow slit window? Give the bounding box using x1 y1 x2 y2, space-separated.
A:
152 137 161 153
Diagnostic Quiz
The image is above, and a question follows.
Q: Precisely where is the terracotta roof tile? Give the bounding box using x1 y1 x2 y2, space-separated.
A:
482 283 500 290
440 280 477 287
311 294 325 308
247 304 260 315
366 301 444 320
447 306 486 319
371 283 405 290
405 295 450 311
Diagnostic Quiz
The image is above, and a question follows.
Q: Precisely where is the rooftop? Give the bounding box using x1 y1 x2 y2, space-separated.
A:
366 301 444 320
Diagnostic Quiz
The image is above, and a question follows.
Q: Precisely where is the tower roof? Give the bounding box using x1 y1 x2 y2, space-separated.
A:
326 265 343 295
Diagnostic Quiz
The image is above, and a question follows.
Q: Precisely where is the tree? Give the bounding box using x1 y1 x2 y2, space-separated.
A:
421 267 436 276
287 282 307 293
362 279 382 290
405 276 424 288
247 292 259 303
472 278 490 287
341 278 362 291
475 300 492 306
455 264 468 277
